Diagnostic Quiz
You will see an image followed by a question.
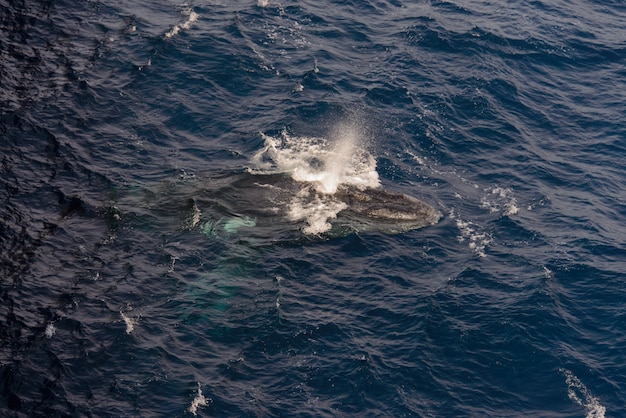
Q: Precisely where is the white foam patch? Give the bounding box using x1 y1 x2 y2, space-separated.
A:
45 323 56 339
292 82 304 93
188 382 209 416
543 266 553 279
480 186 519 216
450 209 491 257
561 369 606 418
251 125 378 234
287 188 348 234
120 311 137 334
165 6 198 39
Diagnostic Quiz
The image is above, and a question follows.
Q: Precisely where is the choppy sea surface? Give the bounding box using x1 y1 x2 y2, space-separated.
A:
2 0 625 416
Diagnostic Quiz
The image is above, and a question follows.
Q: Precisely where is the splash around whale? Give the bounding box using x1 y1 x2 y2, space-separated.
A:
188 128 441 241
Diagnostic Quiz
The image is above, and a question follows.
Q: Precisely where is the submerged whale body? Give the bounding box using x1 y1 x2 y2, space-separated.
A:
101 171 440 248
193 172 441 239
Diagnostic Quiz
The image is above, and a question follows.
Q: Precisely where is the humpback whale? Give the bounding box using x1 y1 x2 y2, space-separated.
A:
187 172 441 241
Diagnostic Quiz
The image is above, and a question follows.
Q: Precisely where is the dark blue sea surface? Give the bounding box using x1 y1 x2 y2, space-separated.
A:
1 0 625 416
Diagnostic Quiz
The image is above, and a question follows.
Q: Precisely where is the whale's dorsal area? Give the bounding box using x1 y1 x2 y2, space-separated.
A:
331 185 441 234
194 172 441 239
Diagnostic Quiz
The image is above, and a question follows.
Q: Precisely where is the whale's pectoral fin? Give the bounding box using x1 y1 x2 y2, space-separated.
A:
223 216 256 234
201 216 257 238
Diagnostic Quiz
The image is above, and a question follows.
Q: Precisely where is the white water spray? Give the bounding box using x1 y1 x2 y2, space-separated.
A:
251 122 379 234
316 125 359 194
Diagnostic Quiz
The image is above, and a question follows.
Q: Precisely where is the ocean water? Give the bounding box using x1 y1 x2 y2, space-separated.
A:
1 0 625 416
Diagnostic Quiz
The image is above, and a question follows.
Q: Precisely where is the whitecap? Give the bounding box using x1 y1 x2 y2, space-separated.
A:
45 323 56 339
120 311 137 334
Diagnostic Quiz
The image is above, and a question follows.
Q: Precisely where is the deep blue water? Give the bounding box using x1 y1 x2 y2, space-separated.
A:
2 0 625 416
